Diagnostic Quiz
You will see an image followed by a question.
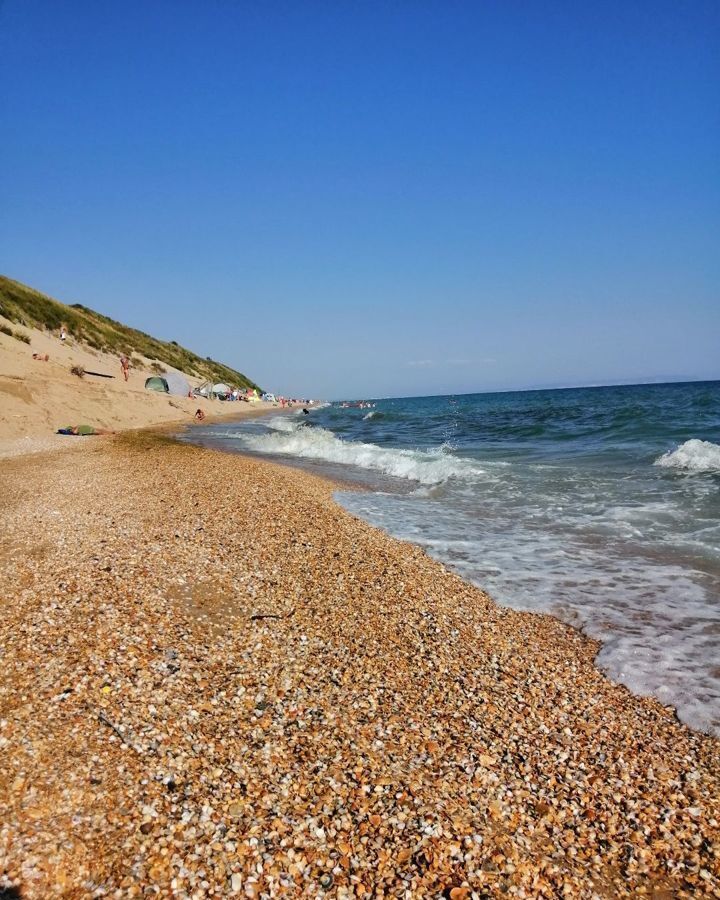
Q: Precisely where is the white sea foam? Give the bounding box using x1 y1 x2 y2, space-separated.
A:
655 439 720 473
239 420 485 485
265 416 303 433
363 411 378 420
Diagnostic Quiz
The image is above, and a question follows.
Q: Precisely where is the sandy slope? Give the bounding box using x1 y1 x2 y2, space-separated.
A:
0 317 271 456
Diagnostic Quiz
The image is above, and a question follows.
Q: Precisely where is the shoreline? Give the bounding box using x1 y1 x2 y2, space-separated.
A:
0 399 287 460
173 428 713 740
172 421 717 740
0 435 718 897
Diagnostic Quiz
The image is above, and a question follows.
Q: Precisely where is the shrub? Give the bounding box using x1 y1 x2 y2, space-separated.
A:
0 323 30 343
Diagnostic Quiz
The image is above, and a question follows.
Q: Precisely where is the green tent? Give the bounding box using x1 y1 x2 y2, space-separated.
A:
144 373 192 396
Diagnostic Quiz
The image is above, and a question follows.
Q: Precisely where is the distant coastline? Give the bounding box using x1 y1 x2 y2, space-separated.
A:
0 275 277 456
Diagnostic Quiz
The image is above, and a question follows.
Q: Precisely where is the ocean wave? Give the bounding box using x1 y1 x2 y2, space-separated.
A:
239 421 486 485
654 439 720 473
265 416 304 433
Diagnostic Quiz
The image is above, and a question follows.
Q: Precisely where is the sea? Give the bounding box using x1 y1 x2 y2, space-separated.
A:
181 381 720 738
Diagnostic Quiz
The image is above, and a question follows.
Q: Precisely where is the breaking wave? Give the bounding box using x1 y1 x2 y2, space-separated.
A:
655 439 720 473
265 416 302 433
239 420 485 485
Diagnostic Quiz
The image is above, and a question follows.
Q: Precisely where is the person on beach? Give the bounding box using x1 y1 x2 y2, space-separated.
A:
56 425 116 435
120 354 130 381
32 353 50 361
194 408 206 422
59 325 67 342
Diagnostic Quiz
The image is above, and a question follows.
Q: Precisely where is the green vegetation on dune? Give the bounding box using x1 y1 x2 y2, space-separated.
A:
0 275 261 390
0 322 31 344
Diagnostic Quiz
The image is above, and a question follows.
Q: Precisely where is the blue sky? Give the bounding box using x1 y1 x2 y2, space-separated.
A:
1 1 718 398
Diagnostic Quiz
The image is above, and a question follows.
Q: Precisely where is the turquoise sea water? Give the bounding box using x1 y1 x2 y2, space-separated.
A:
184 381 720 736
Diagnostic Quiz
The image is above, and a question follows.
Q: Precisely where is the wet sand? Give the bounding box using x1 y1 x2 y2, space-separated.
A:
0 434 718 898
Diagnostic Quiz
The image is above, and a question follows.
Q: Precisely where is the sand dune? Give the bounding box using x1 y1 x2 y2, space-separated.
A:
0 317 271 456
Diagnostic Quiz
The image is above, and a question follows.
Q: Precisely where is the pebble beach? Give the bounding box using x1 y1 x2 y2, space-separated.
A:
1 433 718 898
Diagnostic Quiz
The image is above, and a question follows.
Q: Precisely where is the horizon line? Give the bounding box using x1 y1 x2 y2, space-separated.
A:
331 377 720 403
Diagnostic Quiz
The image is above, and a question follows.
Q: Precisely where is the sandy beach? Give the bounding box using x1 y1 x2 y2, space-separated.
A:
3 0 718 893
0 320 276 458
1 433 717 898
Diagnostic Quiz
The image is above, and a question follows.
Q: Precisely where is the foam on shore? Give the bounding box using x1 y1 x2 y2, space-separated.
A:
225 416 488 484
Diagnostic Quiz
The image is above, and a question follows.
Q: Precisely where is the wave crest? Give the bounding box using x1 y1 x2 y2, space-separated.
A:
265 416 302 433
655 439 720 473
240 421 485 485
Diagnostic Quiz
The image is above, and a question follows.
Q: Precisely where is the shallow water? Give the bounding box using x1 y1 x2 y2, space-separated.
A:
183 382 720 736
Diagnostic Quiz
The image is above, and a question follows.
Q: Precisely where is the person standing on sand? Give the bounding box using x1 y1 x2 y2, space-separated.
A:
59 325 67 342
120 354 130 381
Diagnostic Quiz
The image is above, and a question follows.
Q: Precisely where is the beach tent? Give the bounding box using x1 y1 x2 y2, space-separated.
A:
213 383 231 395
144 373 191 396
194 380 213 397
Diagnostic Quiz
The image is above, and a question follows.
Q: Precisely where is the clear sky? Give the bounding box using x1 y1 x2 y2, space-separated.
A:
1 1 718 399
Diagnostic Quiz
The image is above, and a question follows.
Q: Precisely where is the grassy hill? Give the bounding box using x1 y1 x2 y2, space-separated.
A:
0 275 261 391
